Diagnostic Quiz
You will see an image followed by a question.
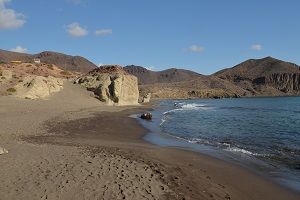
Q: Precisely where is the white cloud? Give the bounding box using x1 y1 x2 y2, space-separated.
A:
66 22 88 37
250 44 262 51
145 66 155 71
0 0 9 9
10 45 28 53
183 45 204 52
0 0 26 30
95 29 112 36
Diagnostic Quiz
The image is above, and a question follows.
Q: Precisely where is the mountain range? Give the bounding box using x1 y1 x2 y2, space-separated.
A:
125 57 300 99
1 49 299 99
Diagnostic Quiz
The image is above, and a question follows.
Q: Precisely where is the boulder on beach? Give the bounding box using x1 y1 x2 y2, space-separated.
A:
140 113 152 120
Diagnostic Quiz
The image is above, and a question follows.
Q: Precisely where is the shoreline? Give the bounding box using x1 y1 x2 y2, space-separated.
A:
23 105 300 199
138 102 300 194
0 83 299 199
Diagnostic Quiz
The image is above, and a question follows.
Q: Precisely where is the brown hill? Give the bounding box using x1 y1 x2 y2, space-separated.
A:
0 49 97 73
214 56 300 80
137 57 300 99
123 65 200 84
213 57 300 96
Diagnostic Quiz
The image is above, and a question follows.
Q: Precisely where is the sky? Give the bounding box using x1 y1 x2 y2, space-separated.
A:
1 0 300 75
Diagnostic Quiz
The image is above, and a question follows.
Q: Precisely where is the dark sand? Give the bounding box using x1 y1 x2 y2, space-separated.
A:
24 107 300 200
1 81 299 199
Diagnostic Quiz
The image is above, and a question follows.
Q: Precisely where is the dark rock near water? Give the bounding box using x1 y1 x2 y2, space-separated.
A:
140 113 152 120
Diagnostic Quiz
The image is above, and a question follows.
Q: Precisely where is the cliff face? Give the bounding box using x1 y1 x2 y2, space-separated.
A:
253 73 300 93
74 65 139 106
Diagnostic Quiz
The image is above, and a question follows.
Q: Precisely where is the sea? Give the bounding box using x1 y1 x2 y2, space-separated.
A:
136 97 300 193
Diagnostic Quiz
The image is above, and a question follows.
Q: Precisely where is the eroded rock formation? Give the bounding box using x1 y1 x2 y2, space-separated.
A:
74 65 139 106
15 75 63 99
264 73 300 93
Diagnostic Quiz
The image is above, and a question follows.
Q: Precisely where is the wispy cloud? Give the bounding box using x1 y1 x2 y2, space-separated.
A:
183 45 204 52
56 8 63 12
68 0 83 5
0 0 26 30
10 45 28 53
95 29 112 36
66 22 88 37
145 66 155 71
250 44 262 51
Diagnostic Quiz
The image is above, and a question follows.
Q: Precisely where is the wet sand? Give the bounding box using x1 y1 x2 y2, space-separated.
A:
0 81 299 199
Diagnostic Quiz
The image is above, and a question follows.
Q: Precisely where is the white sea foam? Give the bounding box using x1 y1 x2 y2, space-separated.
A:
225 147 266 157
188 138 203 143
159 119 166 126
163 110 174 115
188 138 209 144
181 103 207 109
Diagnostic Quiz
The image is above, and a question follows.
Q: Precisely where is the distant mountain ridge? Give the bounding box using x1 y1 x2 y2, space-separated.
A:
127 57 300 99
2 48 300 98
123 65 201 84
214 56 300 79
0 49 97 73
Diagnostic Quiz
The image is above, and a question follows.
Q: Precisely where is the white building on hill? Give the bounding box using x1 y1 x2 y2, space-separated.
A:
33 58 40 63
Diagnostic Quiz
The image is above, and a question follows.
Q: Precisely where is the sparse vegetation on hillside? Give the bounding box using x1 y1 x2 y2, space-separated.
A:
60 70 71 75
0 49 97 73
6 88 16 92
47 64 54 70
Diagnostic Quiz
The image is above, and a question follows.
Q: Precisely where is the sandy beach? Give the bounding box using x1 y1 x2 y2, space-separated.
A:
1 81 299 200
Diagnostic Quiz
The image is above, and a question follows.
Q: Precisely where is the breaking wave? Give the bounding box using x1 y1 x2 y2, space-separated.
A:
224 147 267 157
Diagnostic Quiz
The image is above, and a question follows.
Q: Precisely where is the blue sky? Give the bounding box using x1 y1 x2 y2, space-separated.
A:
1 0 300 75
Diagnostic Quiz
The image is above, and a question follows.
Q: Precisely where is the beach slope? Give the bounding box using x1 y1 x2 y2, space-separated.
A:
0 81 299 200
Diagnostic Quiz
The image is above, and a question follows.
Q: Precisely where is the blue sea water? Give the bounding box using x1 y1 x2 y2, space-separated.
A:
138 97 300 193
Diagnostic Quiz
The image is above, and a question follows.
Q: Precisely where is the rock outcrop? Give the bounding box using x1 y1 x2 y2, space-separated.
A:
0 70 13 82
263 73 300 92
74 65 139 106
141 93 151 103
15 75 63 99
140 113 152 120
0 147 8 155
